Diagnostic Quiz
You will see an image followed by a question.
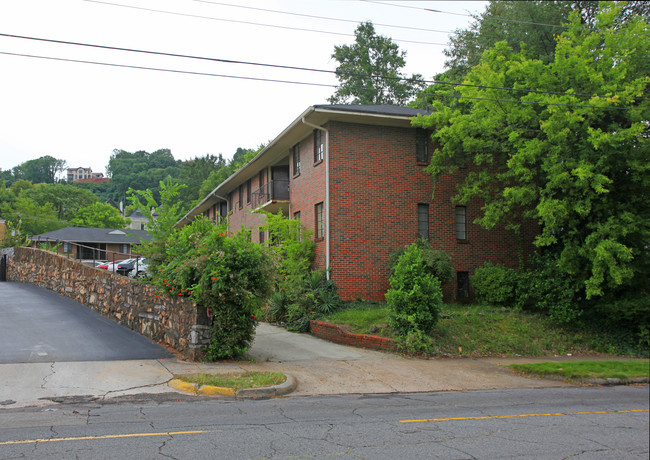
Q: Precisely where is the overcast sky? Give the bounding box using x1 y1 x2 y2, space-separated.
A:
0 0 487 176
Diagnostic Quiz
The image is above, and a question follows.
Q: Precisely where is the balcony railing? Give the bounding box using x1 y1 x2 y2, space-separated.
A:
251 180 290 210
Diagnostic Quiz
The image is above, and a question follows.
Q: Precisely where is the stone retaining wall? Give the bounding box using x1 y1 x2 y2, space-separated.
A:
309 320 396 352
2 247 210 360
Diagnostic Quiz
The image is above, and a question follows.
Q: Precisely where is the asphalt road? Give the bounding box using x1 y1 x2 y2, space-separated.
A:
0 282 173 363
0 386 647 459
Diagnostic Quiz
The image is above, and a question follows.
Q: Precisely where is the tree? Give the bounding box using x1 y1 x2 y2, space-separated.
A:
20 183 97 222
198 147 259 200
70 202 128 228
106 149 181 204
441 1 650 83
413 3 649 324
177 153 227 209
12 156 66 184
328 21 425 105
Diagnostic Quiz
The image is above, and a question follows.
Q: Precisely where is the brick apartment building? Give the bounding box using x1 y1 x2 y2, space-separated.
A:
178 104 534 302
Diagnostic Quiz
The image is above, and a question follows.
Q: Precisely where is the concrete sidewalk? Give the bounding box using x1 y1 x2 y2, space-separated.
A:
0 323 576 409
4 323 643 409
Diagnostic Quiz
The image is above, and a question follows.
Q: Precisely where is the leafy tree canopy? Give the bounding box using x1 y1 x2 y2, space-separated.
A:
105 148 181 204
329 21 425 105
198 147 260 200
70 202 128 228
11 155 66 185
413 2 649 304
441 0 650 83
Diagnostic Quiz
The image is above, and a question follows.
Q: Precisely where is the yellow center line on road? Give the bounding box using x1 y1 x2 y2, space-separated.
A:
0 430 222 446
400 409 649 423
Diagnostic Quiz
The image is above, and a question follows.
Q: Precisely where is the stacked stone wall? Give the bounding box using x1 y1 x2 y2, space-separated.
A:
2 247 210 360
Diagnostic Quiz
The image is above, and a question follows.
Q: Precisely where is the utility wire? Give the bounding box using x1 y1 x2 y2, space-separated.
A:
83 0 449 46
362 0 575 30
1 50 643 111
191 0 456 35
0 33 624 101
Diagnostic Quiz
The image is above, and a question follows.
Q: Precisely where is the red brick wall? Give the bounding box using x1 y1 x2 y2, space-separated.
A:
220 119 535 303
327 121 530 302
289 128 327 268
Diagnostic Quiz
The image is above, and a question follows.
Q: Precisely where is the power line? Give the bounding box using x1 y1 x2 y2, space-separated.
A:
83 0 449 46
0 33 624 101
191 0 456 35
1 50 643 111
361 0 576 30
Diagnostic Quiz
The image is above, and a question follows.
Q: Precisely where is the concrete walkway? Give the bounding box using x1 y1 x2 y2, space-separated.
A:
5 322 639 409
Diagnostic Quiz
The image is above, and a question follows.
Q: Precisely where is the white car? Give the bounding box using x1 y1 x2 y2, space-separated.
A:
127 258 149 278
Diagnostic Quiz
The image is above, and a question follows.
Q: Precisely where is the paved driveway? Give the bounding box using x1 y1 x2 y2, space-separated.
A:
0 282 173 363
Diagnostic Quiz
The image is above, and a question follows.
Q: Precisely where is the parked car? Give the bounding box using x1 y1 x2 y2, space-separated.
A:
97 260 124 271
128 258 149 278
116 258 147 277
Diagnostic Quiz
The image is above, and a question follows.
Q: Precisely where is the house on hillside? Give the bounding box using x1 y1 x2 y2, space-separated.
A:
177 104 535 302
67 167 104 182
30 227 151 261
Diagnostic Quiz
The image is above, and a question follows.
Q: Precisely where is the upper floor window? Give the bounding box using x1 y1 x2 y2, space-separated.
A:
246 179 251 204
417 204 429 239
238 184 243 209
63 242 72 253
456 206 467 240
292 143 301 176
416 128 430 164
314 129 324 164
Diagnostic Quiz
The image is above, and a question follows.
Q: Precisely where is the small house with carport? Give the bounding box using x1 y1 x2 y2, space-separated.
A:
30 227 151 262
177 104 535 302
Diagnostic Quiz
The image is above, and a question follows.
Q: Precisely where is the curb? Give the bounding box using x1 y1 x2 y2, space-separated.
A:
167 373 297 399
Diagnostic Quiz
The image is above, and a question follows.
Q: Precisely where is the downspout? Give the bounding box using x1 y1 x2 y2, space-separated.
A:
302 117 330 279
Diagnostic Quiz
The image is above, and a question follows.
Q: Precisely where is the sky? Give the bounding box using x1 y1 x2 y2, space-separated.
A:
0 0 488 177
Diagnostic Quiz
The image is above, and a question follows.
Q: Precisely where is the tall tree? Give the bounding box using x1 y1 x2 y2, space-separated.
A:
178 153 227 208
413 3 649 324
12 155 66 184
70 202 128 228
106 148 181 204
329 21 425 105
441 0 650 83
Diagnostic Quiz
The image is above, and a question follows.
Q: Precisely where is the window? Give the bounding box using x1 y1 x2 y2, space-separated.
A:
259 169 265 187
259 230 265 244
238 185 243 209
315 202 324 239
416 128 430 163
63 242 72 253
457 271 470 300
294 211 302 241
417 204 429 239
246 179 251 204
455 206 467 240
292 143 301 176
120 244 128 254
313 129 323 163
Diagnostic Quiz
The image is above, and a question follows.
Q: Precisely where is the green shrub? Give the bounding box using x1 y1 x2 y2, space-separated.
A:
386 243 442 352
525 254 583 324
389 238 453 284
152 216 273 360
471 263 521 307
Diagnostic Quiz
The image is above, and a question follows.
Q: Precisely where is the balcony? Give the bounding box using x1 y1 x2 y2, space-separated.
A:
251 180 290 214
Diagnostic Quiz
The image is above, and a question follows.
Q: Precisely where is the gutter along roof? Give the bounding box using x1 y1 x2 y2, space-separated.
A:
177 104 432 227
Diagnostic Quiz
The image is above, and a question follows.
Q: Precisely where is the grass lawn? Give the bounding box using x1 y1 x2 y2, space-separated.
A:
509 360 649 382
175 371 286 391
320 302 644 358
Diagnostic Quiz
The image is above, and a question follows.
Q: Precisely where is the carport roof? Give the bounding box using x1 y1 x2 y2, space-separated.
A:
31 227 151 244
